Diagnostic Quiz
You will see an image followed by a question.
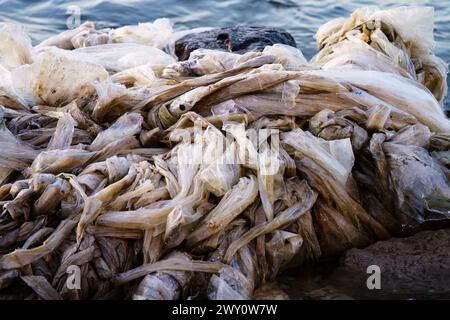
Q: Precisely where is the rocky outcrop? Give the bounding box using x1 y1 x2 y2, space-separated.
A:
174 26 297 60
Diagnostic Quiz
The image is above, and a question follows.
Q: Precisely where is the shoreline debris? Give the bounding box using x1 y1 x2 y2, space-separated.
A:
0 6 449 300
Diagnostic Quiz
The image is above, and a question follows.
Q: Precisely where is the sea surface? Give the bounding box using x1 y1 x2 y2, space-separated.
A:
0 0 448 108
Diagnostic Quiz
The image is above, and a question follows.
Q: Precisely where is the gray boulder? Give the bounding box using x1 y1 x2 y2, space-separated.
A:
174 26 297 60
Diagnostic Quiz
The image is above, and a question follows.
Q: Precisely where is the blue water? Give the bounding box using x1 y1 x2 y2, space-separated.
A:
0 0 449 107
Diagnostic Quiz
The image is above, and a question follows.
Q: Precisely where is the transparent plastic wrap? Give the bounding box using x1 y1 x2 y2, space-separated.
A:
384 140 450 225
310 69 450 133
111 65 161 87
162 49 241 78
316 6 435 53
198 143 241 197
71 27 114 49
282 129 389 240
262 44 309 71
418 53 449 104
313 201 370 257
223 179 317 263
133 252 193 300
34 112 75 151
282 129 354 186
37 22 95 50
308 109 369 151
187 175 258 247
11 49 108 107
90 113 143 151
208 266 253 300
315 17 345 49
112 18 173 49
265 230 303 279
73 43 176 74
313 39 415 79
0 120 40 170
371 6 435 54
0 219 76 269
256 147 285 221
0 23 33 69
40 18 172 50
313 6 448 105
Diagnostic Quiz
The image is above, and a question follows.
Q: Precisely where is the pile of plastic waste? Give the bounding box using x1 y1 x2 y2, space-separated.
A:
0 6 448 300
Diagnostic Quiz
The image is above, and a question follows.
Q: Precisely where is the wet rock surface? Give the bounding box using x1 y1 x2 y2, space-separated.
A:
278 229 450 299
174 26 297 60
331 228 450 299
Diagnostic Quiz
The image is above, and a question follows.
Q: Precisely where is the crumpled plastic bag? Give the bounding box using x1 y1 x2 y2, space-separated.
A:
37 22 95 50
11 48 108 107
384 140 450 225
73 43 176 74
263 44 309 71
371 6 435 54
282 129 355 186
313 6 448 105
0 23 33 69
113 18 173 49
310 69 450 133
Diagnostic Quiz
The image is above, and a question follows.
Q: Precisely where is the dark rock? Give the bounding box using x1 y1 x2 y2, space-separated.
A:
174 26 297 60
330 229 450 299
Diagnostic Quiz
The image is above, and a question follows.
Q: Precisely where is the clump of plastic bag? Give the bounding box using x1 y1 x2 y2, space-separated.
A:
262 44 309 71
38 19 173 51
0 23 33 69
72 43 176 74
113 18 173 49
313 6 449 105
10 49 109 107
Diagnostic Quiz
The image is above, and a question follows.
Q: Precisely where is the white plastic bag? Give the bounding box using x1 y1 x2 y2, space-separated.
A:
310 69 450 133
263 44 309 71
0 23 33 69
11 48 108 107
371 6 435 53
113 18 173 49
74 43 175 73
37 21 95 50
